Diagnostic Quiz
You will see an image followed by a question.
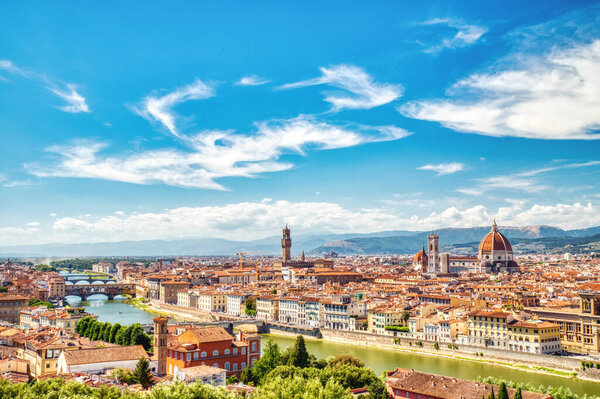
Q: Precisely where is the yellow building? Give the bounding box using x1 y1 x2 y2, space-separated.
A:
48 278 66 300
463 310 511 349
0 294 28 324
507 319 561 354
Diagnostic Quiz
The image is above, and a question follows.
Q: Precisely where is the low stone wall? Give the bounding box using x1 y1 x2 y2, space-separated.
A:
320 328 583 373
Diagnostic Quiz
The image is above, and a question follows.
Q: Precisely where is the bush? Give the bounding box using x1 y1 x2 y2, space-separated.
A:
384 326 410 332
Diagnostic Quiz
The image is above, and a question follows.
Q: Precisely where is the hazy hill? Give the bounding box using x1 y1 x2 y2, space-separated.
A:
1 225 598 257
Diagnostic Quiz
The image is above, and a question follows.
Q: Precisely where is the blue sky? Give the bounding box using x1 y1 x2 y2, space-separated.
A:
1 0 600 245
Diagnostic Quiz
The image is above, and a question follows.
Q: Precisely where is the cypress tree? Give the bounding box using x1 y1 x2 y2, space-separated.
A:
497 382 509 399
488 387 495 399
513 388 523 399
287 335 309 368
109 323 122 343
132 357 154 389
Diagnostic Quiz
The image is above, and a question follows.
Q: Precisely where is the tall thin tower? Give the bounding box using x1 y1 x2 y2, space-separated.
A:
427 233 440 274
153 316 168 375
281 224 292 262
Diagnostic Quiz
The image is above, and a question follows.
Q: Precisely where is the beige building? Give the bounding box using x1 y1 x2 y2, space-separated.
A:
0 294 28 324
159 281 191 304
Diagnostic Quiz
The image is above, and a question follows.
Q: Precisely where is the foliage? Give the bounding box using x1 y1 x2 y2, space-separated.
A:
434 341 440 350
327 354 364 369
110 368 136 385
34 264 57 272
0 286 7 293
477 376 597 399
75 317 152 351
513 388 523 399
132 357 154 389
226 375 239 384
384 326 409 332
28 298 54 309
251 339 283 384
498 382 509 399
285 335 310 368
244 297 257 316
256 375 352 399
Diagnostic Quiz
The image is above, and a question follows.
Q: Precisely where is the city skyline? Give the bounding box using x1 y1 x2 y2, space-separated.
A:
2 0 600 246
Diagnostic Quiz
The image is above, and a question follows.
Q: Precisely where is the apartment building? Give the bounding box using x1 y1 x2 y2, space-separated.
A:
461 310 511 348
507 320 561 354
256 296 279 322
0 294 28 323
166 327 260 379
226 293 248 317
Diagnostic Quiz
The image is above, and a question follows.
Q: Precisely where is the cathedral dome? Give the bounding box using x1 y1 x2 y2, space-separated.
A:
478 220 512 253
413 247 428 263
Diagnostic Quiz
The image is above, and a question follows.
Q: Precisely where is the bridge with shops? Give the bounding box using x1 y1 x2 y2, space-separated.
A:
64 283 136 300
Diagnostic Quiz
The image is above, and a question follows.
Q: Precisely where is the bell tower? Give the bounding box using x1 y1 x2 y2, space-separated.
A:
281 225 291 262
153 316 168 376
427 233 440 274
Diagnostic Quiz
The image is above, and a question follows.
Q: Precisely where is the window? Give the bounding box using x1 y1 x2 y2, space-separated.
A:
233 363 238 371
241 362 246 370
213 350 219 356
224 349 230 355
225 362 230 371
201 351 207 357
213 363 219 367
187 353 191 361
233 348 238 355
242 348 246 355
251 342 257 352
194 352 199 360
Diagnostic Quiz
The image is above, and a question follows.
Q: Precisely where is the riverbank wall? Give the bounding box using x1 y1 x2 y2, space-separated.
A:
314 328 583 374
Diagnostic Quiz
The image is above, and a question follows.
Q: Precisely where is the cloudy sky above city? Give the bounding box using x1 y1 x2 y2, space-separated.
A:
1 1 600 245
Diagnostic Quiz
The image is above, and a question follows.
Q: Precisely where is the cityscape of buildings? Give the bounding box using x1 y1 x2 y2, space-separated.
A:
0 223 599 397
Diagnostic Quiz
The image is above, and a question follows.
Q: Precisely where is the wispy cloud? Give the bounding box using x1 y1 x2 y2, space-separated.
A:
421 18 487 53
48 84 90 113
279 64 403 111
458 160 600 195
27 116 410 190
417 162 464 175
401 17 600 140
133 79 215 137
235 75 270 86
0 59 91 113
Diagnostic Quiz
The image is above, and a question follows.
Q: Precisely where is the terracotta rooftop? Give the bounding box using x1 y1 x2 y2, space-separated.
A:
386 368 551 399
62 345 148 365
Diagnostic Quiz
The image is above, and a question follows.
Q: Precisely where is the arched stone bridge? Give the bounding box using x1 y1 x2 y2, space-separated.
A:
64 283 136 300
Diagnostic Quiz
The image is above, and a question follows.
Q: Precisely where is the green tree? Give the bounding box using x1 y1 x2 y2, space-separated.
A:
132 357 154 389
256 375 352 399
252 339 282 383
434 341 440 350
109 323 122 343
241 365 255 386
327 354 364 369
513 387 523 399
286 335 309 368
497 382 509 399
244 297 257 316
489 387 496 399
102 322 113 342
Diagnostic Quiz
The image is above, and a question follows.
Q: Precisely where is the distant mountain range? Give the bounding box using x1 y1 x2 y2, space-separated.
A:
2 225 600 258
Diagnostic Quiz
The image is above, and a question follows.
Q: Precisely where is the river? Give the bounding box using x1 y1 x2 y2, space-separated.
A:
266 334 600 397
65 296 156 325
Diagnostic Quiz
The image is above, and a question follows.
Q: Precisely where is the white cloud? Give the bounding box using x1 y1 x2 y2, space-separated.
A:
114 211 125 215
48 83 90 113
422 18 487 53
0 59 25 78
133 79 215 137
458 160 600 195
400 40 600 140
26 222 40 226
417 162 464 175
3 200 600 246
235 75 270 86
27 117 410 190
49 213 57 217
280 64 403 111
